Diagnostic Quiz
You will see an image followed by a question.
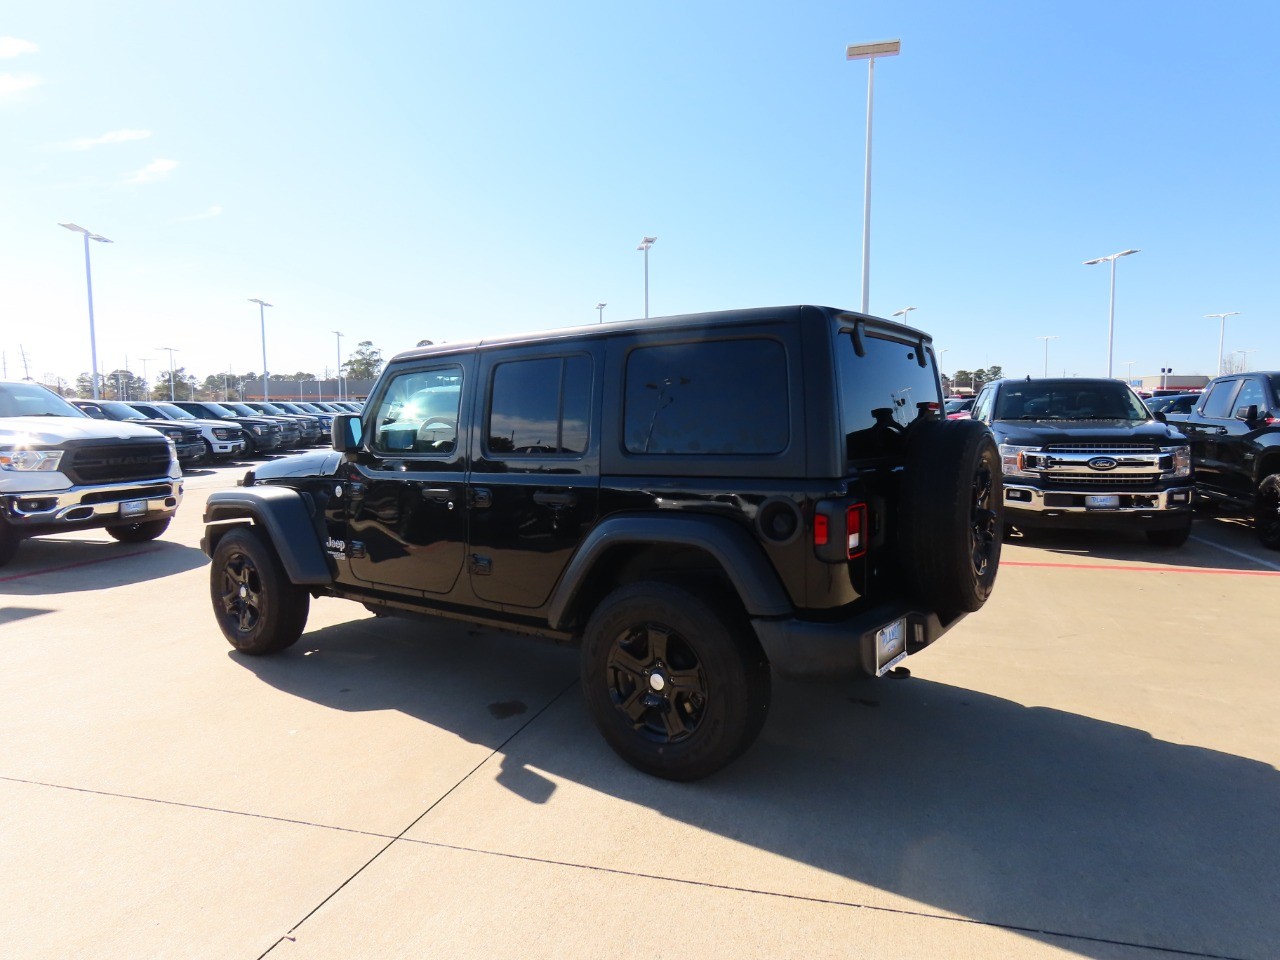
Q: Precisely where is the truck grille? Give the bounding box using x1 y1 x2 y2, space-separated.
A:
1043 473 1163 487
65 441 172 484
1044 443 1159 455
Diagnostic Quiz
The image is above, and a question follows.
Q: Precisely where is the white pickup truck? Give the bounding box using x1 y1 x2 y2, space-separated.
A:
0 380 183 567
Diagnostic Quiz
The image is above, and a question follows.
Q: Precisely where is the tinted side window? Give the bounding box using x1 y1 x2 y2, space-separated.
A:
972 387 994 423
623 339 788 455
1233 378 1266 415
371 366 463 454
1200 380 1240 420
488 355 591 456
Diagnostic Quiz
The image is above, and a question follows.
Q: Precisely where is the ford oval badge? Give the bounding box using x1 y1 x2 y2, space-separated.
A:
1088 456 1119 471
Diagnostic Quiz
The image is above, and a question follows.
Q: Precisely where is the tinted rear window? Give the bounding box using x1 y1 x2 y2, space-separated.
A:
838 333 941 461
623 338 788 455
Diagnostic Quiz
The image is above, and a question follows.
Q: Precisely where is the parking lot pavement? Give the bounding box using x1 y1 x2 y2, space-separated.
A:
2 460 1278 959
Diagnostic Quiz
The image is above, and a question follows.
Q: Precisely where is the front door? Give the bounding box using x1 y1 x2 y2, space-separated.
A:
347 361 470 596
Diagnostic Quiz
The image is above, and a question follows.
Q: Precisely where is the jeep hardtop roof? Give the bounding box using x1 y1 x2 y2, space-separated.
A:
390 305 933 364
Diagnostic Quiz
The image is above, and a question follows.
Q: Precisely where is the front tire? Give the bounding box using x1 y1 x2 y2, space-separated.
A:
107 518 171 543
580 581 770 781
209 527 310 654
1146 519 1192 548
1256 474 1280 550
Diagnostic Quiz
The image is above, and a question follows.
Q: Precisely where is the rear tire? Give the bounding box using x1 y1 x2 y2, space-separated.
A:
581 581 770 781
107 518 171 543
899 420 1003 618
209 526 310 654
1255 474 1280 551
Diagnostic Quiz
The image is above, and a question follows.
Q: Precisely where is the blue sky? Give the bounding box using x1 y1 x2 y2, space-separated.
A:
2 1 1277 388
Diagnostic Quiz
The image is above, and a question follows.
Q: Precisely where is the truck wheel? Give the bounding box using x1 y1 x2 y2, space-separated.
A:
0 521 18 568
209 526 310 654
1146 519 1192 547
1256 474 1280 551
899 420 1003 618
580 581 770 781
107 518 171 543
242 434 259 457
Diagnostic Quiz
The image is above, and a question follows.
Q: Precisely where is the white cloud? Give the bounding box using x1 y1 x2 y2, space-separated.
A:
0 73 42 97
176 205 224 222
0 37 39 58
126 158 178 184
67 129 152 151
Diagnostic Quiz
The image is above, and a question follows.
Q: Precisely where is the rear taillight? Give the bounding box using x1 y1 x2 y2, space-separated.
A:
813 499 868 562
846 503 866 559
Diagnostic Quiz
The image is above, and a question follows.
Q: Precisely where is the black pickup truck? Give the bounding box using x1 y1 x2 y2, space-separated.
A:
1167 372 1280 549
970 377 1194 545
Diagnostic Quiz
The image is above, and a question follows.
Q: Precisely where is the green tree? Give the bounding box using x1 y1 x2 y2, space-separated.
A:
102 368 147 402
342 340 383 380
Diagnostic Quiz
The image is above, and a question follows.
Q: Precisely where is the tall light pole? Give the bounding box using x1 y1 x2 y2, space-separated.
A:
1204 312 1240 376
249 298 273 401
139 356 153 400
846 39 901 314
332 330 344 401
157 346 179 401
1035 336 1059 378
637 237 656 318
1123 360 1136 384
1083 248 1140 379
892 306 917 326
58 222 113 400
596 302 606 324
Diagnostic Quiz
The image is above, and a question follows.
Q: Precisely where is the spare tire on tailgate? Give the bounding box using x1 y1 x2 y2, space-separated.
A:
897 419 1003 619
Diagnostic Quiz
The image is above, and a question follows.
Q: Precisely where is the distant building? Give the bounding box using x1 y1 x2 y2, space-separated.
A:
1136 374 1210 395
240 378 376 402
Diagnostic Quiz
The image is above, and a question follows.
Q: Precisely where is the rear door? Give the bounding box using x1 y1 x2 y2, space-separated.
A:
466 347 600 607
1185 378 1241 494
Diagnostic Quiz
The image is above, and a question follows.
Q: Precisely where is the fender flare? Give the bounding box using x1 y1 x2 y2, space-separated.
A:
547 513 793 630
202 486 332 585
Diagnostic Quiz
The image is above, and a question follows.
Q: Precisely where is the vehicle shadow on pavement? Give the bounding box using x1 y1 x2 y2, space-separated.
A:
1007 521 1277 572
0 538 206 594
237 615 1278 960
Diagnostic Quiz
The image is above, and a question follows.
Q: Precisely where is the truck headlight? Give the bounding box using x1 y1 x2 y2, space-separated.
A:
998 444 1042 477
1162 444 1191 478
0 448 64 472
250 425 263 435
213 428 231 439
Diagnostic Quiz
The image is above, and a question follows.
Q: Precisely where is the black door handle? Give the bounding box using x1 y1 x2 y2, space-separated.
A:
421 487 454 501
533 491 577 507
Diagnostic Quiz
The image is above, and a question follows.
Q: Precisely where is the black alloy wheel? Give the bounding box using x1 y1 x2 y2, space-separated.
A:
1256 474 1280 551
581 581 770 781
209 527 309 654
969 462 1000 580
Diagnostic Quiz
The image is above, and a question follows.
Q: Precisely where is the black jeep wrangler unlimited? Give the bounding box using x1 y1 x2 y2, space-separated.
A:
201 306 1001 780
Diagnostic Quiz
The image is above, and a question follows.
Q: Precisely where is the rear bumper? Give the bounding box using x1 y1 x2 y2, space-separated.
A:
753 602 959 682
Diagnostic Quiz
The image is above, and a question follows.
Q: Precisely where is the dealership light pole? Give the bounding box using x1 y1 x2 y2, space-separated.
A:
637 238 656 318
1083 248 1140 379
596 302 606 324
58 222 113 400
249 298 273 401
1204 312 1240 376
157 346 179 401
846 39 901 314
332 329 344 401
1123 360 1136 384
1035 335 1059 377
891 306 917 324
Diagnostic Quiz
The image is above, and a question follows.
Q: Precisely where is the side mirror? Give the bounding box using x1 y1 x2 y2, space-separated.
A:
331 413 363 453
1153 410 1167 423
1235 404 1259 425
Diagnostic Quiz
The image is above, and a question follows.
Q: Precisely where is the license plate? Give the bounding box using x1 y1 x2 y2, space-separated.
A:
875 618 908 677
1085 494 1120 509
120 499 147 518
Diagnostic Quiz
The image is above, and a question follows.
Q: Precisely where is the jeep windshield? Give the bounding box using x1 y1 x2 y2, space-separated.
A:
994 380 1150 422
837 329 943 463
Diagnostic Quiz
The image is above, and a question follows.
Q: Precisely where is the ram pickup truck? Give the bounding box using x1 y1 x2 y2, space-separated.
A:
0 380 182 567
1173 371 1280 549
970 377 1194 546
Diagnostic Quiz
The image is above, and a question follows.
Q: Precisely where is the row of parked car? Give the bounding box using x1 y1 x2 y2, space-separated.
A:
71 398 365 465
